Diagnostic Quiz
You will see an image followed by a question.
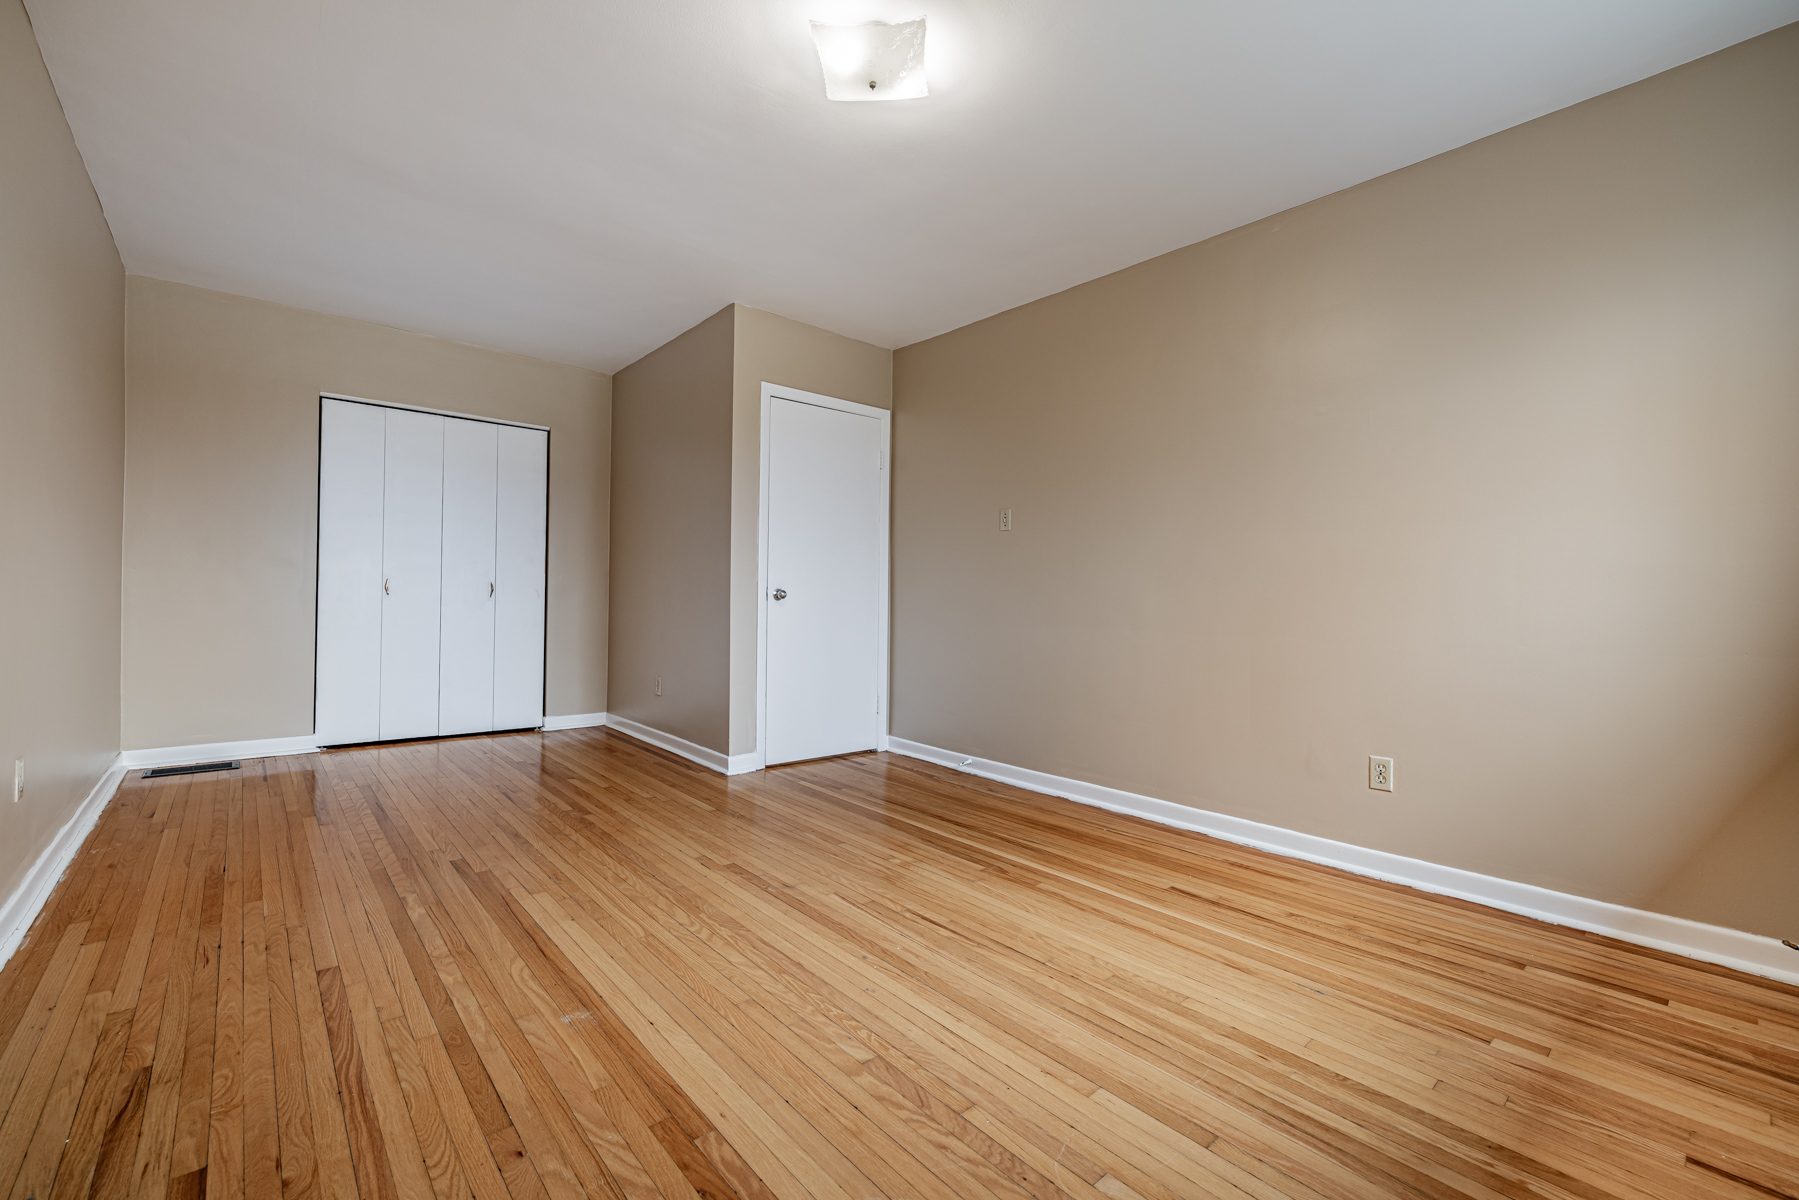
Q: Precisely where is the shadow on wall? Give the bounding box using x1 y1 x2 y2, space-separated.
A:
1648 742 1799 942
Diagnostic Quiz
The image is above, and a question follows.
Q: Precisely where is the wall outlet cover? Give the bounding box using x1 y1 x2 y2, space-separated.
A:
1369 756 1394 792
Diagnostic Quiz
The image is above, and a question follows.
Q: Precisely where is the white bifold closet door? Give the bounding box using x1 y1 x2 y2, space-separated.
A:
315 401 385 745
439 418 498 736
316 398 547 745
378 409 445 740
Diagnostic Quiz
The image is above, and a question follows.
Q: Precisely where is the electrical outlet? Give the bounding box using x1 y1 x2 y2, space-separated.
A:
11 759 22 804
1369 756 1393 792
654 676 662 697
999 508 1012 531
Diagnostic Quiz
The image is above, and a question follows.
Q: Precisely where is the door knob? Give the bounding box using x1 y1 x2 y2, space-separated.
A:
772 588 787 601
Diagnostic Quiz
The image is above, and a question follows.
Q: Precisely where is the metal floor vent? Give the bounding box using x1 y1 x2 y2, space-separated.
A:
142 760 240 779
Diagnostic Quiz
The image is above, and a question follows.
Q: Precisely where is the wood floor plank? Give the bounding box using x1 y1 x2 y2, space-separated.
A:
413 1032 513 1200
317 965 400 1200
3 985 111 1200
0 731 1794 1200
0 924 92 1125
89 1062 152 1200
238 786 280 1200
0 939 102 1175
126 789 219 1200
171 795 230 1180
43 1004 134 1200
207 791 245 1200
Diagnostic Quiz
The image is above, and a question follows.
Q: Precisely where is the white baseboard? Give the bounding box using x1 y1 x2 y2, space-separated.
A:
885 736 1799 988
129 717 614 761
0 756 128 970
600 714 762 776
541 711 608 731
121 734 321 770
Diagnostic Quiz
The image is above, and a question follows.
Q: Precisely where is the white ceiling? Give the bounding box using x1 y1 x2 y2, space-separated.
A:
27 0 1799 373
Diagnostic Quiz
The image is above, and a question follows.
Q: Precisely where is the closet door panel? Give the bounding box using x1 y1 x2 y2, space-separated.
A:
494 425 548 729
439 418 498 736
315 399 385 745
378 409 444 741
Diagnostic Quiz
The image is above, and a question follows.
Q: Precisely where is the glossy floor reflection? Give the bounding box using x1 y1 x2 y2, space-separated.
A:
0 727 1794 1200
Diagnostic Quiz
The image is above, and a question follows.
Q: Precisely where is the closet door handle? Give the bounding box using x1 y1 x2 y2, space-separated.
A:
489 582 495 598
384 578 390 595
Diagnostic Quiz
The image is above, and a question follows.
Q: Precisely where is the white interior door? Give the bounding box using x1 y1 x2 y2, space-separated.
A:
378 408 444 740
494 425 549 730
439 417 498 736
765 397 883 765
315 399 385 745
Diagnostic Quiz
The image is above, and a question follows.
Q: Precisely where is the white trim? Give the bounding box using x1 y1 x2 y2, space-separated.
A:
603 714 761 776
126 717 614 763
885 736 1799 987
541 711 608 731
121 734 320 771
756 383 892 773
0 756 128 970
320 392 549 431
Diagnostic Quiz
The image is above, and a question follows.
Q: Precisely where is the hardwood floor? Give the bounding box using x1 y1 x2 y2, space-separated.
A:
0 728 1795 1200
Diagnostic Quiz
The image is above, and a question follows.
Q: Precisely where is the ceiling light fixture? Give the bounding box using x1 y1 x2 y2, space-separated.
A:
810 18 927 102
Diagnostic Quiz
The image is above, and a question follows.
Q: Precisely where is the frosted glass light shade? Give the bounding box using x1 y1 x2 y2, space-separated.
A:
810 19 927 101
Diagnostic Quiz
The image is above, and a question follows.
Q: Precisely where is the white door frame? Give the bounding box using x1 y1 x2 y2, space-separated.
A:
756 382 891 769
320 392 549 432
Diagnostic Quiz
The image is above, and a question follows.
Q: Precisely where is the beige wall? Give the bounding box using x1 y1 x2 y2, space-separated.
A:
1648 744 1799 940
729 305 892 755
0 0 124 900
890 25 1799 915
609 307 736 751
606 303 889 757
123 277 611 749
